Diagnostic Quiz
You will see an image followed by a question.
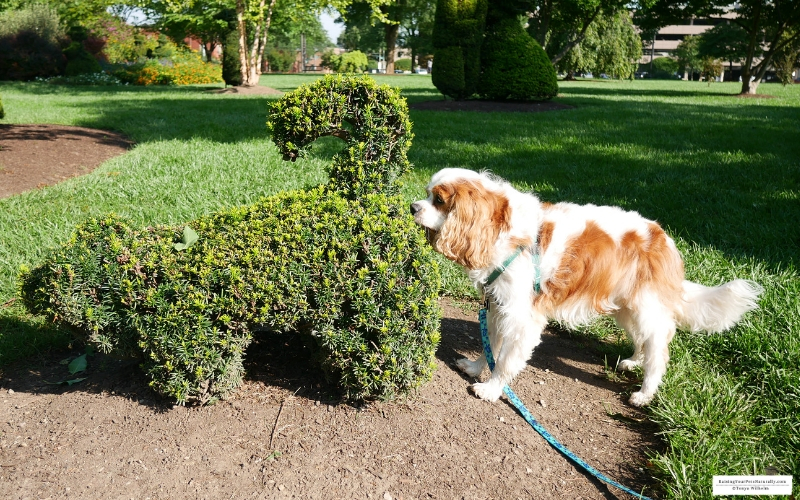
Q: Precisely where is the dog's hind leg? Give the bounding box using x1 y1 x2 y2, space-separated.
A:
471 309 546 402
624 294 676 407
614 308 645 372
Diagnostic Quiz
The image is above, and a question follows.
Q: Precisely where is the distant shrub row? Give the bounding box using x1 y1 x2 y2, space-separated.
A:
113 51 222 86
0 4 219 85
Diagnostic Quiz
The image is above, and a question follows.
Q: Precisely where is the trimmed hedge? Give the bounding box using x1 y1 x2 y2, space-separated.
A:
478 16 558 101
63 41 102 76
20 75 441 405
431 0 488 100
269 75 413 200
222 30 242 86
0 29 66 80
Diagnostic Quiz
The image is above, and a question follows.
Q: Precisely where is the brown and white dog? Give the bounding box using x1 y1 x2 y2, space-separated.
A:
411 168 762 406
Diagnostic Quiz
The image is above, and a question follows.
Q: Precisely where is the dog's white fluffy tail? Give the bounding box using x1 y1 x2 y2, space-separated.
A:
676 279 763 333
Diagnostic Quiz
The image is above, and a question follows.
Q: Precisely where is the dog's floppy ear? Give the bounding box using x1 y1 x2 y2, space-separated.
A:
435 180 511 269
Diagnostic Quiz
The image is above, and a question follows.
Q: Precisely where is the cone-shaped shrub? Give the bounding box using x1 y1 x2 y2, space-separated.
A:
19 76 442 405
478 17 558 101
222 30 242 87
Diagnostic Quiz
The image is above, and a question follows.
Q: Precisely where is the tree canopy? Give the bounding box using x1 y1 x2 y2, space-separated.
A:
551 8 641 79
527 0 629 65
635 0 800 94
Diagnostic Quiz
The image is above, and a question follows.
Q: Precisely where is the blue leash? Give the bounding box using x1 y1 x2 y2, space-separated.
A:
479 308 651 500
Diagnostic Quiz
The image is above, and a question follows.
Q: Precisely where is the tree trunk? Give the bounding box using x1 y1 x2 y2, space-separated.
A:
739 2 762 95
248 0 265 80
255 0 277 75
532 0 553 49
385 22 400 74
236 0 257 86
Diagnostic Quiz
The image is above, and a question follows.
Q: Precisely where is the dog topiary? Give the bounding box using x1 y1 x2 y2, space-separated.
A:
19 75 442 405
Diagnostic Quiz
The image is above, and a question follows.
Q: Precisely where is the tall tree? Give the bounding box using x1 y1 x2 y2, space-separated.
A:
697 22 749 80
336 2 385 59
145 0 386 85
397 0 435 67
636 0 800 94
772 28 800 86
551 8 641 78
527 0 629 65
336 0 412 74
674 34 701 80
152 0 233 58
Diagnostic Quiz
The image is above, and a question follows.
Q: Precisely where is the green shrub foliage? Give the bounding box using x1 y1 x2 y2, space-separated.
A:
63 26 101 77
20 75 441 405
651 57 679 79
0 4 66 80
0 95 4 119
269 75 413 200
222 30 242 86
0 29 66 80
478 16 558 101
63 42 102 76
431 0 488 99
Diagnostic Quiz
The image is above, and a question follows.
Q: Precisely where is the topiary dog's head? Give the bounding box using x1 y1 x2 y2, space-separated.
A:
268 75 413 199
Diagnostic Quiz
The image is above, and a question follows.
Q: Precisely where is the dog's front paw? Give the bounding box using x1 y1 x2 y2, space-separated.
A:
628 391 653 407
456 357 485 378
471 381 503 402
617 358 641 372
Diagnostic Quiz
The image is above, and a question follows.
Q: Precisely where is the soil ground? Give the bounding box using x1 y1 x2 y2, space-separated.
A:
0 115 662 500
0 124 133 199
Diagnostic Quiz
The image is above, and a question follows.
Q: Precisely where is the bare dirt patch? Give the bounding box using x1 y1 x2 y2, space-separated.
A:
0 123 661 499
1 300 660 500
733 93 777 99
0 124 133 199
206 86 285 96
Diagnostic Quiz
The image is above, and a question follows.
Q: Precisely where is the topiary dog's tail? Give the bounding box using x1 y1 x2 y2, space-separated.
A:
268 75 413 199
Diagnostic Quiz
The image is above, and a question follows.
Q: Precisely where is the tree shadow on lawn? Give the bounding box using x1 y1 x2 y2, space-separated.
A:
409 97 800 272
1 83 282 145
557 84 752 99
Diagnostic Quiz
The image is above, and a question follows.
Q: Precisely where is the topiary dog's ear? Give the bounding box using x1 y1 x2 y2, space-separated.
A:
267 75 412 199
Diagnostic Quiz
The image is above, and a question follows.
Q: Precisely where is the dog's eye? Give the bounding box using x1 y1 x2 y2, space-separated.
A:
434 195 444 205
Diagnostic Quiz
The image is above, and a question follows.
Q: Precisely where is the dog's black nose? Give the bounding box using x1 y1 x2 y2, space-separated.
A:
410 202 422 215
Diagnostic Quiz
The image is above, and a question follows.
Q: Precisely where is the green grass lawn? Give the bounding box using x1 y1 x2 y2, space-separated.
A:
0 75 798 499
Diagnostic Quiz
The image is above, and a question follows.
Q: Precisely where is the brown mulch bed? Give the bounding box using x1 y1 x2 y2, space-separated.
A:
410 99 573 113
0 121 661 500
206 85 284 95
734 93 777 99
0 124 133 199
1 299 660 500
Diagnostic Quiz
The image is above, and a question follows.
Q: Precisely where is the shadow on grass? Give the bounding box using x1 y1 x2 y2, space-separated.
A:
557 84 743 98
